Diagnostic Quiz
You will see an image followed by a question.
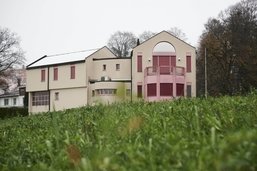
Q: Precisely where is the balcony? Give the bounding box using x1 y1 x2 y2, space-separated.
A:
144 66 186 101
144 66 185 83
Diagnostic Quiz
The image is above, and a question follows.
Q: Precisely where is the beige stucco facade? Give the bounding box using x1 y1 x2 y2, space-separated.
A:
27 31 196 114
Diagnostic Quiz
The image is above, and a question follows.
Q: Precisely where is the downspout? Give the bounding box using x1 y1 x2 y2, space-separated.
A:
130 52 133 102
47 66 50 112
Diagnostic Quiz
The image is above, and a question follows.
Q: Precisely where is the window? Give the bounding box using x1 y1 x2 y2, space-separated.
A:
54 68 58 80
32 91 49 106
176 84 184 96
41 69 46 82
147 84 157 97
70 66 75 79
137 55 142 72
187 84 192 97
4 99 9 106
92 90 95 97
116 64 120 71
55 92 59 101
186 56 191 72
126 89 131 96
137 85 142 98
13 98 17 105
95 89 117 95
160 83 173 96
103 64 106 71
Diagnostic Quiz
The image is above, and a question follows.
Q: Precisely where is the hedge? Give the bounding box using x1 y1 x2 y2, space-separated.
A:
0 107 28 119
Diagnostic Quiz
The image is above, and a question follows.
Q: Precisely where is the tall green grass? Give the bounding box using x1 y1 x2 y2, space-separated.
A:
0 92 257 171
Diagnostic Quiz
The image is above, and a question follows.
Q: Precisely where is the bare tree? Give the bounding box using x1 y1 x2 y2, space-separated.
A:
138 31 157 43
107 31 137 57
0 27 25 75
167 27 187 41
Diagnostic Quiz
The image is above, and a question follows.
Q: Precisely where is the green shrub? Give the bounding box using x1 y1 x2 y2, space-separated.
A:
0 107 28 119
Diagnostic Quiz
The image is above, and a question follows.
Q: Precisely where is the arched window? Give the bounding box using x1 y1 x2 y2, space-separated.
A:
152 42 176 68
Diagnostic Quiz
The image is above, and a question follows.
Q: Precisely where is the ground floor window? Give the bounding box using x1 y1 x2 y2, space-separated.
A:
147 84 157 97
13 98 17 105
96 89 117 95
126 89 131 96
187 84 192 97
137 85 142 98
32 91 49 106
176 84 184 96
160 83 173 96
54 92 59 101
4 99 9 106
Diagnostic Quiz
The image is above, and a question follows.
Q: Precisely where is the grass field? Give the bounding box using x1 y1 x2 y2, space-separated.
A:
1 92 257 171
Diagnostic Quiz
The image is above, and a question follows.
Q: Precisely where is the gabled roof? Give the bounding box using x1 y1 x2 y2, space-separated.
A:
134 30 196 49
27 48 99 69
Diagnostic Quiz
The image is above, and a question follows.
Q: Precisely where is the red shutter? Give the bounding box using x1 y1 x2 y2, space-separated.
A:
147 84 157 97
41 69 45 82
54 68 58 80
186 56 191 72
137 55 142 72
137 85 142 98
70 66 75 79
160 83 173 96
170 56 176 67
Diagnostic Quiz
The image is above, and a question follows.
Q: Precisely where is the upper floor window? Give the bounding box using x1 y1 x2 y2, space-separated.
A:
186 56 191 72
103 64 106 71
54 67 58 80
41 69 45 82
70 66 75 79
116 64 120 71
137 55 142 72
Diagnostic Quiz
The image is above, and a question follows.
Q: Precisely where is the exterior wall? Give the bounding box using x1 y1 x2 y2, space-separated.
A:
26 67 48 92
132 31 196 99
49 62 86 89
92 59 131 81
50 87 87 111
0 96 24 107
89 82 131 105
86 47 117 82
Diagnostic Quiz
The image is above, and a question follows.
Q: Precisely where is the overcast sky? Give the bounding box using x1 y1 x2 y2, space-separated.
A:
0 0 242 64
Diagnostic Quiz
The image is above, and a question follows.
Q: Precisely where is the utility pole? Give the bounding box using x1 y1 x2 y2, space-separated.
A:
205 48 208 98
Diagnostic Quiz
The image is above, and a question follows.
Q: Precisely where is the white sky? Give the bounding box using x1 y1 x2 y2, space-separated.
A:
0 0 241 65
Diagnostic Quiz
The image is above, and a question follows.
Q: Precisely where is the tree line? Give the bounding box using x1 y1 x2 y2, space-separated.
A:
197 0 257 96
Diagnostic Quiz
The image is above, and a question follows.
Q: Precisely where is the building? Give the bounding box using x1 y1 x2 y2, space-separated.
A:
0 68 26 108
0 87 26 108
26 31 196 113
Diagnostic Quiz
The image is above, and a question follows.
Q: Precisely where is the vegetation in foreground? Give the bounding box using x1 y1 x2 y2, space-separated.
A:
0 93 257 171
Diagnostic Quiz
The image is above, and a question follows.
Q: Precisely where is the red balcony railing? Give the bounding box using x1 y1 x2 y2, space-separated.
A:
144 66 185 77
